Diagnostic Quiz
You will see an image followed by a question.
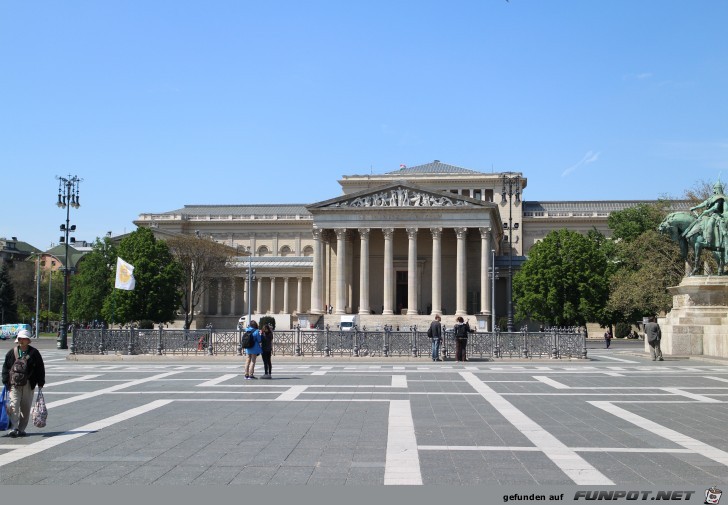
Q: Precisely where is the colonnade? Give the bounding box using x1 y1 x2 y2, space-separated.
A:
310 226 493 317
207 275 310 316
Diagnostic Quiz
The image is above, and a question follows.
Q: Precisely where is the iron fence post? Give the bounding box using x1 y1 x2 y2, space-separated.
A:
551 328 559 359
324 324 330 357
383 327 389 357
127 327 134 355
157 324 163 356
581 326 588 359
99 327 105 355
237 327 243 356
295 325 302 356
353 328 359 357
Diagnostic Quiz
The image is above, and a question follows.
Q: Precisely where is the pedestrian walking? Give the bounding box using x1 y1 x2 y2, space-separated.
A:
260 323 274 379
644 316 663 361
453 316 473 362
604 328 613 349
428 315 442 361
244 320 262 379
2 329 45 437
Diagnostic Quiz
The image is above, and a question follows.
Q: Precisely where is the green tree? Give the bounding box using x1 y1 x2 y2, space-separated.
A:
0 263 19 324
167 234 236 329
68 237 117 324
102 228 183 325
607 202 668 242
513 229 610 326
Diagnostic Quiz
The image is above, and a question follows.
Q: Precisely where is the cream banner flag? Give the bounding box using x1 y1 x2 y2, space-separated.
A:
115 257 136 290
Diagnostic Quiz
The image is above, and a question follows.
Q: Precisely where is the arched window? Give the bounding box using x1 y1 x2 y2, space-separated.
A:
257 245 270 256
280 245 292 257
303 245 314 257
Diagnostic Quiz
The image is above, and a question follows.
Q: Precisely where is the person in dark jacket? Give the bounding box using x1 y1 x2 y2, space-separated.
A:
243 321 262 379
644 316 663 361
428 315 442 361
260 324 274 379
2 329 45 437
453 316 473 362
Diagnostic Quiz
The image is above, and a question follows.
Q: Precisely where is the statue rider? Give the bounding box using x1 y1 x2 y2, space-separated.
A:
682 179 726 247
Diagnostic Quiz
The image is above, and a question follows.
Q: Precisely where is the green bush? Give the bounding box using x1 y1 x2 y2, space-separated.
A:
138 319 155 329
614 322 630 338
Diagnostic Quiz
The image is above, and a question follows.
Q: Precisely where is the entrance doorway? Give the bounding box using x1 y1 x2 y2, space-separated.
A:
395 271 408 314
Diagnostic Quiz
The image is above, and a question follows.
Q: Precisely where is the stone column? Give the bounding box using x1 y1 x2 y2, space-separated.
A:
256 276 263 314
217 279 223 315
406 227 418 315
310 228 323 314
269 277 277 314
243 277 249 316
455 227 468 316
283 277 290 314
335 228 347 315
430 228 442 316
230 278 237 315
296 277 303 314
382 228 394 315
358 228 370 315
480 227 492 317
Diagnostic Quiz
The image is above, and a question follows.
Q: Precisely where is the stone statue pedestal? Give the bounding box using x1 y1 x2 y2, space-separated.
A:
659 276 728 358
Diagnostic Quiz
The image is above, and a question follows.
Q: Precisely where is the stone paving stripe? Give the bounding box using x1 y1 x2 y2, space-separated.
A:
593 355 639 363
384 400 421 485
590 400 728 466
0 400 172 468
533 376 570 389
461 371 614 485
604 372 624 376
418 445 696 454
45 375 101 387
198 373 237 387
706 376 728 383
661 387 721 403
391 375 407 388
45 372 181 409
275 385 308 401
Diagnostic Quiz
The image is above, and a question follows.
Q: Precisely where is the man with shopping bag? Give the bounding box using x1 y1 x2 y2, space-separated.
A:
1 329 45 437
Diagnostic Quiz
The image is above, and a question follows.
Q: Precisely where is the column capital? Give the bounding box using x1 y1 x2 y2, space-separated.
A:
312 228 323 240
335 228 348 240
358 228 371 239
455 227 468 239
406 227 418 239
430 227 442 239
479 227 492 239
382 228 394 239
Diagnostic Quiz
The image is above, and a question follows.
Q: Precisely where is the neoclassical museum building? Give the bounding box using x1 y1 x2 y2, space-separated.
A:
134 161 661 330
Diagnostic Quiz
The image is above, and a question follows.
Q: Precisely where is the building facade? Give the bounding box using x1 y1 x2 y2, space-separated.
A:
134 161 676 329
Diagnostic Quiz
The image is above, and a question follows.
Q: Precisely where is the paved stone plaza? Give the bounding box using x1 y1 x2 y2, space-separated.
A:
2 341 728 489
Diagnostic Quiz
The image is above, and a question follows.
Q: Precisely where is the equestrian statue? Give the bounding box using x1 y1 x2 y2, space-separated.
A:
658 179 727 276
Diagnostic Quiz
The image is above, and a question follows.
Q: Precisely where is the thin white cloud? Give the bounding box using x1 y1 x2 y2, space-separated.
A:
562 150 600 177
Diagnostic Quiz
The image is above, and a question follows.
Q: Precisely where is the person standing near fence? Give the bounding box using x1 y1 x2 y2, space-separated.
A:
644 316 663 361
2 329 45 437
260 323 274 379
244 320 262 379
604 328 613 349
428 315 442 361
453 316 473 362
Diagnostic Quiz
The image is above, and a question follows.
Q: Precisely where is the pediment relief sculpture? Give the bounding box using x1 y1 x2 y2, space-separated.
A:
334 187 468 208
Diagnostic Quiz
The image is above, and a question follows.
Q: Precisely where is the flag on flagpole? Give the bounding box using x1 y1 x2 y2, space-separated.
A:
115 257 136 290
399 164 407 169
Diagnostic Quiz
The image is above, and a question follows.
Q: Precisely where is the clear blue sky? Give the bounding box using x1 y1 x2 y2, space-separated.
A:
2 0 727 250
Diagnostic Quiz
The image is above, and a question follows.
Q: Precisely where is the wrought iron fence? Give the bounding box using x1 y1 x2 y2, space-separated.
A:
70 326 587 359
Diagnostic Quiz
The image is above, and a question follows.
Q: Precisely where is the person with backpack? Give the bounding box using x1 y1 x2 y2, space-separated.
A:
428 315 442 361
243 320 262 380
453 316 473 362
2 329 45 437
260 323 274 379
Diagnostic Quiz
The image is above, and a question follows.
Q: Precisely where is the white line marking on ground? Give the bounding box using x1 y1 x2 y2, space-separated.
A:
661 388 721 403
533 376 570 389
45 375 101 387
275 385 308 401
198 374 237 387
391 375 407 388
417 445 694 454
706 376 728 383
604 372 624 377
592 355 638 363
384 400 421 485
461 371 613 485
0 400 172 467
45 372 180 409
590 401 728 466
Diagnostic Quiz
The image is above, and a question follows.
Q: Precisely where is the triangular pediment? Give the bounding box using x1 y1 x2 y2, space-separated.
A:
307 182 487 210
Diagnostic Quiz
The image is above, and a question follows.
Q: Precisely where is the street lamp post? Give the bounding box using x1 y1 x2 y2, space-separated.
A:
56 175 82 350
245 246 256 325
501 173 521 333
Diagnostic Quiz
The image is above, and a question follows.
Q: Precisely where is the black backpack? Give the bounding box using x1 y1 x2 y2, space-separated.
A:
241 330 255 349
455 324 468 339
11 347 29 387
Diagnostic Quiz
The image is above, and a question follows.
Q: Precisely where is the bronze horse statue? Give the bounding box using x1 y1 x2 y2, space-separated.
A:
658 211 726 275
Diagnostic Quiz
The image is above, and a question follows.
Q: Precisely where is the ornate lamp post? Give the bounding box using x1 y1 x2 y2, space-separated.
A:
245 246 256 325
501 173 521 333
56 175 82 350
